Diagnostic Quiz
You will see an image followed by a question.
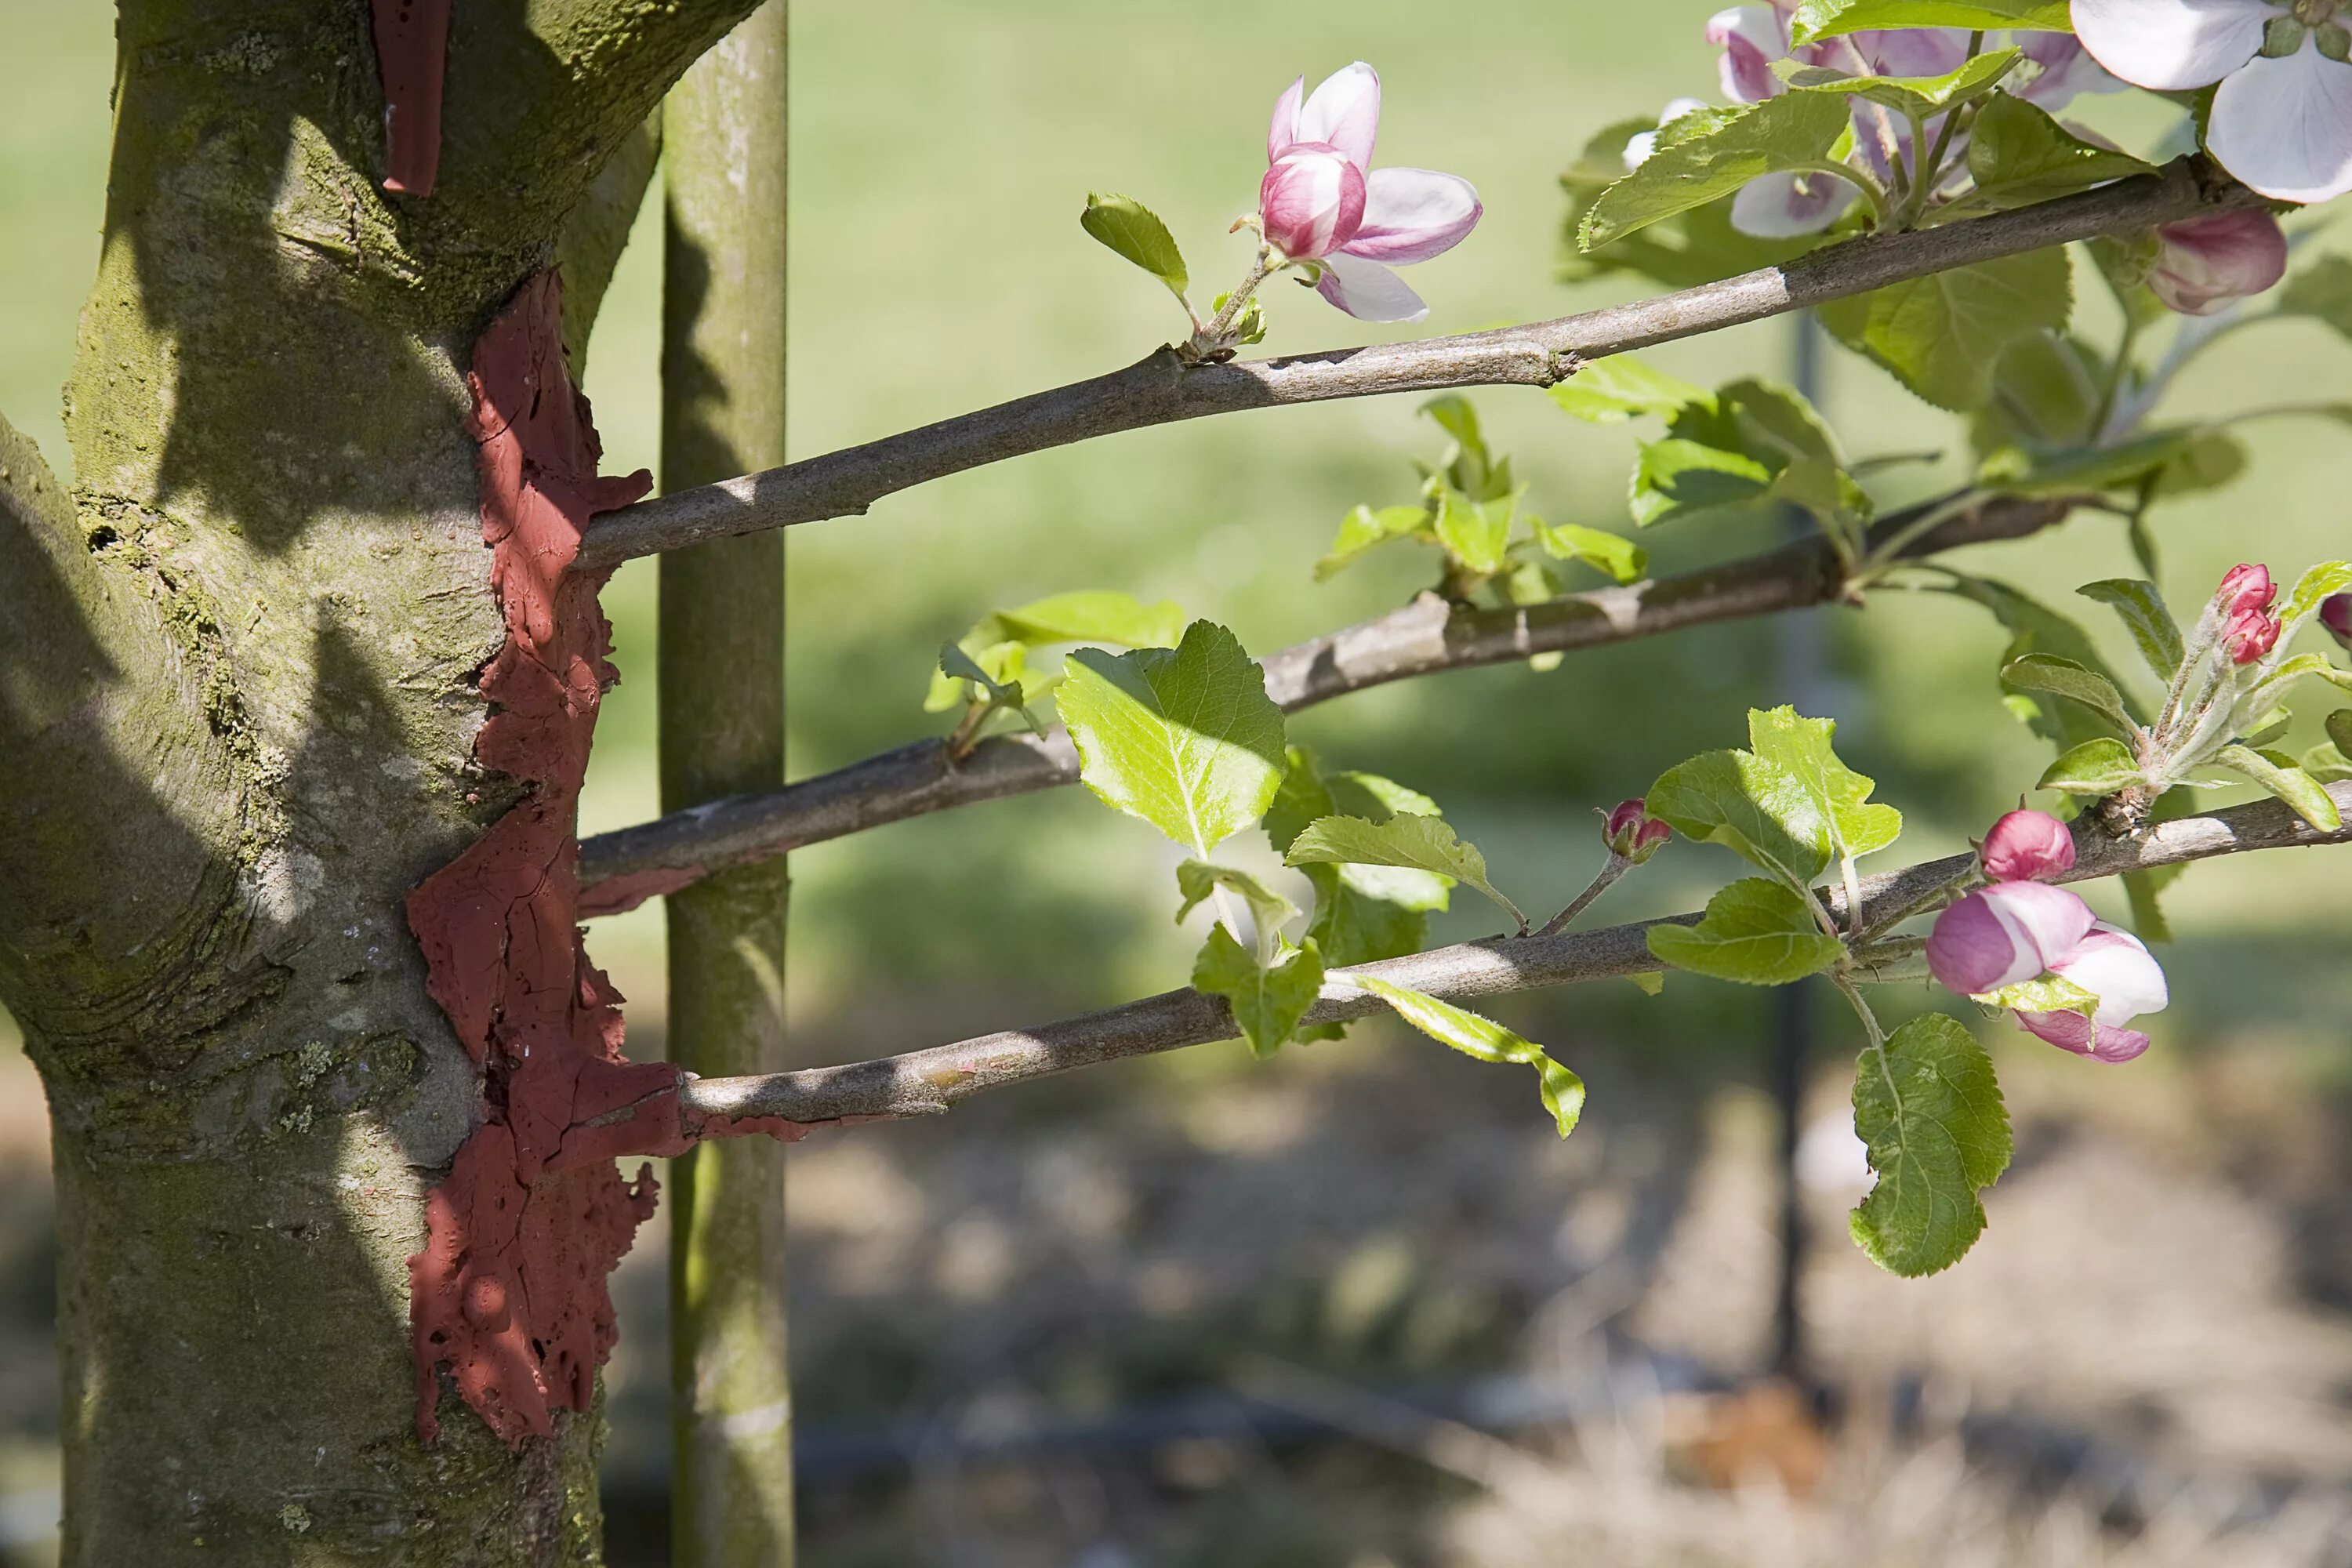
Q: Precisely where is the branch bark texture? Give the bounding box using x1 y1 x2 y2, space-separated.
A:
579 492 2071 915
677 784 2352 1128
579 159 2255 568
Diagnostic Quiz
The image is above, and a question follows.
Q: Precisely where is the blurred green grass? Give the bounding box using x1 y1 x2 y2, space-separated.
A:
4 0 2349 1073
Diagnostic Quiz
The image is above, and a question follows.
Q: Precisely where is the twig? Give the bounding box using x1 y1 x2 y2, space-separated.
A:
576 162 2255 570
579 492 2074 914
676 782 2352 1128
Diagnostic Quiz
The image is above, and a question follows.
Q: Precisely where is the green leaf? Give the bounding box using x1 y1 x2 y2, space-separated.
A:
2079 579 2185 685
1648 706 1898 889
1819 249 2074 412
1534 520 1648 585
1979 426 2216 499
1581 93 1855 251
1287 812 1527 931
1060 621 1287 855
1966 94 2158 209
1316 503 1432 580
986 590 1186 650
1973 973 2100 1016
1647 879 1846 985
2038 737 2144 796
1559 120 1828 292
1782 47 2024 122
1266 750 1447 981
2001 654 2137 735
1175 861 1299 942
1547 356 1708 423
1941 574 2136 751
1193 927 1324 1060
938 640 1020 703
1352 976 1586 1138
1209 289 1268 347
2332 710 2352 760
1629 379 1867 535
1849 1014 2013 1278
1080 192 1188 297
2216 744 2343 831
2281 560 2352 637
2279 255 2352 343
1791 0 2071 42
1432 486 1515 577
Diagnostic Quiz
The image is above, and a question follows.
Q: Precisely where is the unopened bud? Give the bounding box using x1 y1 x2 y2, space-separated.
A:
1602 798 1672 863
1979 809 2076 883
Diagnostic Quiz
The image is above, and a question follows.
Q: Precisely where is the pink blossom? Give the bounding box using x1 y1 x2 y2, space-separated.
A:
2013 925 2170 1064
1259 64 1482 323
2149 209 2289 316
1926 880 2098 997
2321 592 2352 652
1602 799 1674 863
2074 0 2352 203
1979 809 2076 883
2218 562 2278 619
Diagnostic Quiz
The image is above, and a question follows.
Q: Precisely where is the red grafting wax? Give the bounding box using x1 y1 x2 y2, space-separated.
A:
371 0 451 196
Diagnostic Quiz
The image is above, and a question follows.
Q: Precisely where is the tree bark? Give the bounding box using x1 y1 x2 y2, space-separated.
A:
656 7 796 1563
0 2 756 1559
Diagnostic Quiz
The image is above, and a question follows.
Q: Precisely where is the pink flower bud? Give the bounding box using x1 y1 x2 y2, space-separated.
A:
1259 146 1367 261
1979 809 2076 883
2226 607 2283 666
2321 593 2352 654
2216 563 2276 620
2216 564 2282 665
2148 210 2288 318
1602 799 1672 863
1926 880 2097 998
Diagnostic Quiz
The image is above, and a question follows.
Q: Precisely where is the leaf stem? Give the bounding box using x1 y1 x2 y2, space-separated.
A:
1534 855 1630 938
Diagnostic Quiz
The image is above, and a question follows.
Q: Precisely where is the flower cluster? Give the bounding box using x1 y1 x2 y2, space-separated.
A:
1692 5 2114 237
2073 0 2352 205
2218 562 2284 666
1257 64 1483 322
1927 810 2169 1063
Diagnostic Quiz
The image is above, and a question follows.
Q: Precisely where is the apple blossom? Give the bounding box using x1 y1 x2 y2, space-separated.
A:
2321 591 2352 651
1926 879 2098 996
2149 209 2291 315
2216 561 2284 664
2013 924 2171 1064
2072 0 2352 203
1258 63 1482 323
1978 808 2076 883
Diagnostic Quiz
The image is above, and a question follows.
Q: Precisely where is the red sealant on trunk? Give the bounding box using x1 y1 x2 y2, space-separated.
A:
371 0 451 196
403 272 801 1447
575 863 709 920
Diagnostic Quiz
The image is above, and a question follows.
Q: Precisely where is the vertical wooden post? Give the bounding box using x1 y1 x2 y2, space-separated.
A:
659 5 793 1562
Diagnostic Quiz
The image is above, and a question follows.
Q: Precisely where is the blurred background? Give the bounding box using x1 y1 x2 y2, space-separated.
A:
7 2 2352 1563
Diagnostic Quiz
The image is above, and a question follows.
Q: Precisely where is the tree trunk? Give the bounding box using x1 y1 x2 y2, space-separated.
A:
0 2 757 1559
657 6 797 1563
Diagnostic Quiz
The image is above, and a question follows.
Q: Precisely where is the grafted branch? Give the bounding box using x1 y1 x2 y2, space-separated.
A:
579 159 2256 568
677 783 2352 1127
579 491 2072 914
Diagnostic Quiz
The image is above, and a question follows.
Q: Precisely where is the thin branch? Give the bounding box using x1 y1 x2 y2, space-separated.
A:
681 785 2352 1128
578 160 2255 570
578 492 2072 915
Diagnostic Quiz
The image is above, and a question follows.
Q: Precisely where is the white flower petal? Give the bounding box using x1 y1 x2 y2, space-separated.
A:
2070 0 2270 91
1338 166 1481 264
2209 38 2352 203
1298 62 1381 172
1268 74 1305 162
2051 924 2170 1027
1313 252 1428 323
1729 171 1857 238
1708 6 1787 103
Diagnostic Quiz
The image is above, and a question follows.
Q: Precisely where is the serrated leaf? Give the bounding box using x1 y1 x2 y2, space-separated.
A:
1820 249 2074 412
1630 378 1866 535
1176 861 1299 942
1548 356 1708 423
1581 93 1854 251
2216 744 2343 831
1749 705 1904 862
1649 706 1897 890
1433 485 1515 577
1061 621 1286 855
1316 503 1432 580
1965 93 2158 209
1353 976 1586 1138
2002 654 2137 734
1647 878 1846 985
2038 736 2144 795
1535 520 1647 584
1266 750 1446 980
1081 192 1187 296
1791 0 2070 42
1286 813 1527 931
2079 579 2185 684
1849 1014 2013 1277
1194 927 1323 1060
987 590 1186 650
1783 47 2024 121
